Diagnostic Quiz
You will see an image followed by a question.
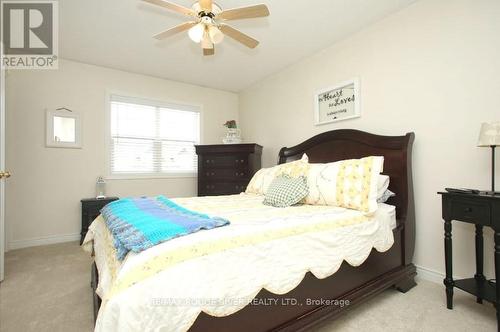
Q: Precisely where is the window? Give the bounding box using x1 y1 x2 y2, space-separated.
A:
109 95 200 177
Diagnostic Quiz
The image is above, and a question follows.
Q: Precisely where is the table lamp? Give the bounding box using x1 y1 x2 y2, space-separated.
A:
478 122 500 194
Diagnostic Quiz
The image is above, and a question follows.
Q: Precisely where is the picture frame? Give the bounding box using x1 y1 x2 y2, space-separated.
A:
314 78 360 126
46 109 82 148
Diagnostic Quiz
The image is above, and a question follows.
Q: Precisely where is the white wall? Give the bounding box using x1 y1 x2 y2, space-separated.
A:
5 59 238 249
239 0 500 278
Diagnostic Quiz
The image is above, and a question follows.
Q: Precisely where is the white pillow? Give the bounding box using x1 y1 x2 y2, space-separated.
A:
304 156 384 213
377 175 390 199
246 154 309 195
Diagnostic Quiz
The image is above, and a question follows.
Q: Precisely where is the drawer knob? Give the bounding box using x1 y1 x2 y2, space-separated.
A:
465 207 473 213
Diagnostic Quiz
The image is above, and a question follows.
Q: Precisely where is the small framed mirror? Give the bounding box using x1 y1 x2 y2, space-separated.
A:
46 109 82 148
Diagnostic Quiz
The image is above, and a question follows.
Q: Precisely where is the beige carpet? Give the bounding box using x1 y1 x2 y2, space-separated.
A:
0 242 496 332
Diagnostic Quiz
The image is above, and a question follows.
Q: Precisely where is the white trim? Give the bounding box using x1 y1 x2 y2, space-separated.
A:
106 172 197 180
7 233 81 251
0 41 5 281
415 265 448 284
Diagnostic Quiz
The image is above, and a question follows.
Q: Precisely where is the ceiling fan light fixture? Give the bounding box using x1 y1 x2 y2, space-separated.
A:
188 23 205 43
143 0 270 56
208 25 224 44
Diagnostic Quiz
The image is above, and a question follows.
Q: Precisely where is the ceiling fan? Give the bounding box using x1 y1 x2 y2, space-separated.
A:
143 0 270 56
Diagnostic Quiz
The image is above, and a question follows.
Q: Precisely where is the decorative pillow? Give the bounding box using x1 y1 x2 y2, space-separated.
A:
246 154 309 195
263 175 309 208
304 156 384 213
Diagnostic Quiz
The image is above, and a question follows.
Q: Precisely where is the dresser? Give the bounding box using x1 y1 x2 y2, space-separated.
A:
80 197 119 244
195 144 262 196
439 192 500 330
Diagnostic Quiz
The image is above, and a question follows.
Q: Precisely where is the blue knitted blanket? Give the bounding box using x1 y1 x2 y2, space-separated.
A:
100 196 230 260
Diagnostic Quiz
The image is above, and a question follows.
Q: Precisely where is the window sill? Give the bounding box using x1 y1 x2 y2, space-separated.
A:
106 173 197 180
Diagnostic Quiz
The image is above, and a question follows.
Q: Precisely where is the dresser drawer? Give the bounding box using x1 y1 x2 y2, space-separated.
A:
200 182 247 196
450 199 491 226
202 155 248 168
203 169 249 180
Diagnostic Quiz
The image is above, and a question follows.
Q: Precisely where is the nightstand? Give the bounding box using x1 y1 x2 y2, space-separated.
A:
80 197 119 244
438 192 500 330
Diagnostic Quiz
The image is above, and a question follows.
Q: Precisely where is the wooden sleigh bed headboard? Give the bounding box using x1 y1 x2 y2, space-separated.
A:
278 129 416 266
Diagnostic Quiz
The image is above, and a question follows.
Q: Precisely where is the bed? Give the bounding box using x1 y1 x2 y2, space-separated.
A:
86 129 416 331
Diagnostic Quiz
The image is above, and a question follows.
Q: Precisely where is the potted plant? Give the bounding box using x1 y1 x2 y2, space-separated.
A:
223 120 242 144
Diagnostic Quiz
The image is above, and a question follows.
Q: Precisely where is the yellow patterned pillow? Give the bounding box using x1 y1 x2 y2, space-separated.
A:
304 156 384 213
246 154 309 195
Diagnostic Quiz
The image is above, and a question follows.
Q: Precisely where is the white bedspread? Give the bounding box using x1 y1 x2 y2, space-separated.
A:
83 193 396 332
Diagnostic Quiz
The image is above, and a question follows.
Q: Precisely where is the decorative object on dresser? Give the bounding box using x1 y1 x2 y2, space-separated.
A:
195 144 262 196
95 176 106 199
80 197 119 244
478 122 500 195
222 120 242 144
438 191 500 330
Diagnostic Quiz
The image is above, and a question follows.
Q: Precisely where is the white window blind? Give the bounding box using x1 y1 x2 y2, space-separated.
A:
109 95 200 176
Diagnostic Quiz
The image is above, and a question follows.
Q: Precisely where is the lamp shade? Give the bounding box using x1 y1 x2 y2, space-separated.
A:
478 122 500 147
188 23 205 43
208 25 224 44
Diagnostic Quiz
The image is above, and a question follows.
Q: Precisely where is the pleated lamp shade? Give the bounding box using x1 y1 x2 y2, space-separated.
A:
478 122 500 147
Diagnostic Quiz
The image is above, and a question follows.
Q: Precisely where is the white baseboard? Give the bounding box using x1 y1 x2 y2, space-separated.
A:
415 265 445 284
7 233 80 251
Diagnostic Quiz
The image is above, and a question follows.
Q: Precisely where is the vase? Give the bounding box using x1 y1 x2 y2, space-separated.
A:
223 128 242 144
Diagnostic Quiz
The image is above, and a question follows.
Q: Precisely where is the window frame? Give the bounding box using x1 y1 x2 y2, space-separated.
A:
105 92 202 180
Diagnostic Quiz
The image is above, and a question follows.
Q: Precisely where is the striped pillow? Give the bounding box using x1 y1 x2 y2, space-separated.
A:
304 156 384 213
263 175 309 208
246 154 309 195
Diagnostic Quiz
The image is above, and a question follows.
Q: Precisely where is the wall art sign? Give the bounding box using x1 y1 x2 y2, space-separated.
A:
314 78 360 125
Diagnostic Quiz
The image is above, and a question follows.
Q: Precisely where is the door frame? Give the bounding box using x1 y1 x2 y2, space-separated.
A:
0 41 5 282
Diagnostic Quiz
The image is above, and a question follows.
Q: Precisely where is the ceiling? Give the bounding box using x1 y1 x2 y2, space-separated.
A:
60 0 417 92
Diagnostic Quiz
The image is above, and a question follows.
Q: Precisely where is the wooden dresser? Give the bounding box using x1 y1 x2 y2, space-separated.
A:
195 144 262 196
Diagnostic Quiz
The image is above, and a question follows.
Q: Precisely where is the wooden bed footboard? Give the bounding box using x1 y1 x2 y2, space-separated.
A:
91 129 416 331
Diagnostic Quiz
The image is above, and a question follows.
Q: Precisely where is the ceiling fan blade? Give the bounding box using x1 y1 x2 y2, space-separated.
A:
199 0 213 12
217 4 270 21
203 47 215 56
142 0 195 17
219 24 259 49
153 22 196 40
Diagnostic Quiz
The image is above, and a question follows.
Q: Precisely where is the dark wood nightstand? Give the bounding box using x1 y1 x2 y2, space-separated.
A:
439 192 500 330
80 197 119 244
